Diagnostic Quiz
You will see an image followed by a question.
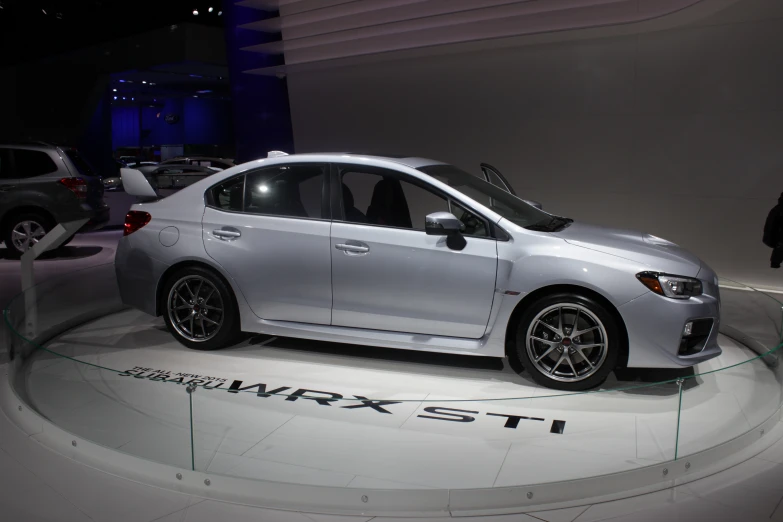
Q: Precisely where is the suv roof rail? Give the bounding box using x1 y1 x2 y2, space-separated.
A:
1 140 58 148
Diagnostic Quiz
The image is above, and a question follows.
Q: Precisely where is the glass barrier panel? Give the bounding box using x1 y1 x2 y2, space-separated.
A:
4 263 783 491
675 282 783 459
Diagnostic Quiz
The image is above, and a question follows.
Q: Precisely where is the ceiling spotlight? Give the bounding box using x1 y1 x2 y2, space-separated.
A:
119 79 125 83
218 11 222 16
123 97 126 100
192 9 198 15
132 97 134 101
142 81 147 84
42 9 47 15
113 96 117 100
208 7 213 12
112 88 117 92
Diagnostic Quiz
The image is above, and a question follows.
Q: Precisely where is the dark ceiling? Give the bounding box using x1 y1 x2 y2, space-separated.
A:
0 0 226 66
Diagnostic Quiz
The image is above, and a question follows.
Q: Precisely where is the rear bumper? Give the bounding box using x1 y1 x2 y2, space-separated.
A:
115 235 166 317
79 204 110 232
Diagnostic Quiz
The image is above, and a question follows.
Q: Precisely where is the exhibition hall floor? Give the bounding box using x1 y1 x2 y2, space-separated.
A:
23 309 781 490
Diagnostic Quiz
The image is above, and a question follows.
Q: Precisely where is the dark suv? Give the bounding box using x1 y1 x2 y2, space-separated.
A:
0 143 110 256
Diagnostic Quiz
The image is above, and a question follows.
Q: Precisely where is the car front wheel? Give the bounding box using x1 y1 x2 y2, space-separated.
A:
515 293 619 391
162 266 241 350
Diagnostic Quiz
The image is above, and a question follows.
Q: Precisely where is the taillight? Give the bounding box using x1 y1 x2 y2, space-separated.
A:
124 211 151 236
60 177 87 199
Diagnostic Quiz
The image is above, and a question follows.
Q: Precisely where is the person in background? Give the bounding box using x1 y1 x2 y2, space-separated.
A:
763 192 783 269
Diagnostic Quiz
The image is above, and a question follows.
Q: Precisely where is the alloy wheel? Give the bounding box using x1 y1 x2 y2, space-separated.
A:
167 275 224 342
525 303 608 383
11 220 46 253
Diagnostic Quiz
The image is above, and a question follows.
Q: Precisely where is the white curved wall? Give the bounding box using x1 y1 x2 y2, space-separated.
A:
287 0 783 290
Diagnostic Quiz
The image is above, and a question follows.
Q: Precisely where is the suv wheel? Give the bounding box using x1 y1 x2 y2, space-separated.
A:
3 213 53 257
161 266 241 350
514 293 619 391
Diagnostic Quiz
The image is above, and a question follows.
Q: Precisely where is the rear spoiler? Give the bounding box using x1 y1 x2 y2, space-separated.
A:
120 168 159 202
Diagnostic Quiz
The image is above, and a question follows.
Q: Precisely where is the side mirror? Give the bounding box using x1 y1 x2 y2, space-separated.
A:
426 212 467 251
523 199 543 210
425 212 463 236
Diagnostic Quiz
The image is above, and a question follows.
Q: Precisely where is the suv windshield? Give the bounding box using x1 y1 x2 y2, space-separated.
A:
418 164 570 231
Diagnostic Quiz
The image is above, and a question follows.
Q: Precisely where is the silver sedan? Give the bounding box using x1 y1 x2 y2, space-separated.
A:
115 153 721 390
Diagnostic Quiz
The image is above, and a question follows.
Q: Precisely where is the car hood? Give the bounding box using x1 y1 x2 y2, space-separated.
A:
552 222 702 277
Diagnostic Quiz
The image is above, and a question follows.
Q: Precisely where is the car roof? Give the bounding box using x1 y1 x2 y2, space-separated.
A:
0 141 62 150
274 152 446 169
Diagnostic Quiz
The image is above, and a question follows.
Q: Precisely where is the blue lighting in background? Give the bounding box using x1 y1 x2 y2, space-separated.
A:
196 89 212 94
119 79 126 83
189 74 203 78
123 97 126 100
113 96 117 100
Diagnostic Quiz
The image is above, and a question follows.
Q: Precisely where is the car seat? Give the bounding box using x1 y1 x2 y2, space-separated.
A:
366 178 412 228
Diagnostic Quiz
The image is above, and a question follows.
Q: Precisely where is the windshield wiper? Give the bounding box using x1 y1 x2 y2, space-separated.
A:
525 216 572 232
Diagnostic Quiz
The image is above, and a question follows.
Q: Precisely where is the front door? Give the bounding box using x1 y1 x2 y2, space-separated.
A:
202 163 332 324
331 164 498 339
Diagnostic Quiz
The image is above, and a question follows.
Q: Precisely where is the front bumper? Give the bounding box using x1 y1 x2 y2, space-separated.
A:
620 290 721 368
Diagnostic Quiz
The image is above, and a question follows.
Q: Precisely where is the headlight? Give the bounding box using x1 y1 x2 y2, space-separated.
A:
636 272 703 299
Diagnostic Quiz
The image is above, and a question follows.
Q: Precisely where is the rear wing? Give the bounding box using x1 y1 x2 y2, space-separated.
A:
120 168 159 202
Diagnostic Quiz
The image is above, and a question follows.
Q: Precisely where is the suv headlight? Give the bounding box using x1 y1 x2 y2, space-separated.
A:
636 272 703 300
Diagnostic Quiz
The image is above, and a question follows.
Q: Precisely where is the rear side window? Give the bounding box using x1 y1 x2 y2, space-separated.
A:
208 164 326 219
65 149 97 177
210 176 245 211
14 149 58 178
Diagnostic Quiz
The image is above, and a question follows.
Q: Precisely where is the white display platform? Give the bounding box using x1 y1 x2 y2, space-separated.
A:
22 309 782 492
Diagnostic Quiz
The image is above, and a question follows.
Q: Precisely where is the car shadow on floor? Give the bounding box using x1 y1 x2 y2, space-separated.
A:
240 333 696 396
0 246 103 261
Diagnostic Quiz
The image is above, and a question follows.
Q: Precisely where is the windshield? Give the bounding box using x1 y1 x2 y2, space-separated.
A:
418 164 570 231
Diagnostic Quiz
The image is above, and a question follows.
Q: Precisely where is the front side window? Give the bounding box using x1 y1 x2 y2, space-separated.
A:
13 149 58 178
420 164 565 231
338 165 489 237
209 164 326 219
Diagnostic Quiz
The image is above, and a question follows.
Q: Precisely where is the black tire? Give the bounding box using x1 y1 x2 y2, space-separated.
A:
513 293 620 391
161 266 241 350
2 212 54 258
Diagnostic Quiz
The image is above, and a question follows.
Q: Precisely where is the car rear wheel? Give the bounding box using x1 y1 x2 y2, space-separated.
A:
3 213 53 257
515 293 619 391
161 266 241 350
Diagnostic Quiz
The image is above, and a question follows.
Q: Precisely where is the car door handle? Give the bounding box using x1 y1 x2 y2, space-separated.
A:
335 242 370 254
213 228 241 240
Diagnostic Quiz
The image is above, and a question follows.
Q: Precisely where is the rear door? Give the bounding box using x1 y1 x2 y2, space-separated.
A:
202 163 333 324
